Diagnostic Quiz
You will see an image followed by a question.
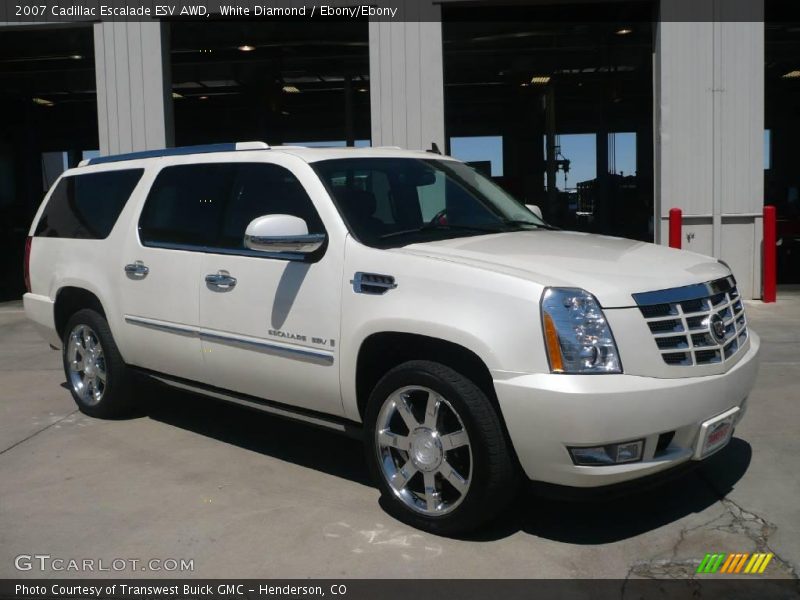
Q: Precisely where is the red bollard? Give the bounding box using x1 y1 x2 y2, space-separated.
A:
669 208 682 249
763 205 777 303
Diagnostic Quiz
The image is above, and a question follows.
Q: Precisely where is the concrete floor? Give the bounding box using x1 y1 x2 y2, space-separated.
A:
0 293 798 580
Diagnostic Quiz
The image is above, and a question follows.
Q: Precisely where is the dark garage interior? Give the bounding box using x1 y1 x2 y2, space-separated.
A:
766 4 800 283
442 1 655 242
0 25 98 301
169 21 371 147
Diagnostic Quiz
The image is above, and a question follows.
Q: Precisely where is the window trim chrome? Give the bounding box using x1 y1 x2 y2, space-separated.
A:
136 240 310 262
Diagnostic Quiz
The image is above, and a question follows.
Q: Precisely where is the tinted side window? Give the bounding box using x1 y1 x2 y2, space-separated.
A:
139 163 324 251
35 169 143 239
139 164 234 247
219 163 324 250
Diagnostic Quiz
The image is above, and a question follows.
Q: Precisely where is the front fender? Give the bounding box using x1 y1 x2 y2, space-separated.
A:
340 240 548 422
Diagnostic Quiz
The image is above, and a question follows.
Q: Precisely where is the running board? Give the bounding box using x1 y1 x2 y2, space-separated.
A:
134 368 362 439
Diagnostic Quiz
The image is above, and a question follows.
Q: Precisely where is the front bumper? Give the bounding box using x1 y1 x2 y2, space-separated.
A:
494 331 760 487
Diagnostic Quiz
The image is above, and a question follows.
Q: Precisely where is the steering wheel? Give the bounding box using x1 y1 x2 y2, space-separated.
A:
427 208 447 226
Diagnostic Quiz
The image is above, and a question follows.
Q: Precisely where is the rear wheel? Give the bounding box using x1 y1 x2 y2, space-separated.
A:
62 309 135 418
365 360 518 535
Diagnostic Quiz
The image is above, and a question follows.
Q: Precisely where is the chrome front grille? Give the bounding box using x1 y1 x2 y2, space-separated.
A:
633 276 748 367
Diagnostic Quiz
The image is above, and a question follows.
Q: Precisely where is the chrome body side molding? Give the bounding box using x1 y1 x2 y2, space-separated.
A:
124 315 334 365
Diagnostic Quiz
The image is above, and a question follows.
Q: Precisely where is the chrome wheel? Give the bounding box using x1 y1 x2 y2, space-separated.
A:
375 386 473 516
66 324 107 406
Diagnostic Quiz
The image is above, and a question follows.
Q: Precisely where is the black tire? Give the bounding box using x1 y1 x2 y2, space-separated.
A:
62 309 136 418
364 360 518 535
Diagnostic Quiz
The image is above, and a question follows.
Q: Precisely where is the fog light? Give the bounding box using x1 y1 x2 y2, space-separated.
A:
570 446 614 465
569 439 644 466
615 440 644 463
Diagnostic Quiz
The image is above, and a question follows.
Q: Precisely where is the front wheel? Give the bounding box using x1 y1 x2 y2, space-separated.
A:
364 360 518 535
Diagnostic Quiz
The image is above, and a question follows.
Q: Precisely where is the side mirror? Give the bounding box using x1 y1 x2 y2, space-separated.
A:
526 204 544 220
244 214 326 255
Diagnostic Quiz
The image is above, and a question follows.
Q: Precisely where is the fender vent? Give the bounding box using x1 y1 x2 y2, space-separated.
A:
352 272 397 295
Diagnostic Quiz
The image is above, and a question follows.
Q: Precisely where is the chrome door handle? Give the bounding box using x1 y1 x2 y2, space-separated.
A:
124 261 149 277
205 271 237 290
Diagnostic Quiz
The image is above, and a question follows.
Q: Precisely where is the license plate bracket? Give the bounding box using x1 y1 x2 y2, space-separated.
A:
694 407 739 460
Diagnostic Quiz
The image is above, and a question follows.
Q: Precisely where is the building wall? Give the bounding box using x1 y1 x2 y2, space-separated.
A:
93 22 174 155
368 0 445 151
656 0 765 298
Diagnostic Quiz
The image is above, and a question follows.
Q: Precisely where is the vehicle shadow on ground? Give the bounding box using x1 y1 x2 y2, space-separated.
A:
139 382 373 487
470 438 752 544
138 380 752 544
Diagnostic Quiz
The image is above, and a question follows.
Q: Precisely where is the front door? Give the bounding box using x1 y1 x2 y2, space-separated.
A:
197 160 344 415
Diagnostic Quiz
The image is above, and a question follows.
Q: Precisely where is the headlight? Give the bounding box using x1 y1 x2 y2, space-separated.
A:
541 287 621 374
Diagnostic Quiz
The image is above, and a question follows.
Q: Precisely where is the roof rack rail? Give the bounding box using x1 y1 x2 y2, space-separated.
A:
79 141 270 167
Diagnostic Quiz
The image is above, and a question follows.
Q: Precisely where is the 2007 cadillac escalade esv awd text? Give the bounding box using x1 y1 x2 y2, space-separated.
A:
23 142 760 534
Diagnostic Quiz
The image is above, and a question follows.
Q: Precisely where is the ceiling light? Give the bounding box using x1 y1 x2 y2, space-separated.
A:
615 28 633 35
782 70 800 79
237 45 255 52
357 87 368 93
172 92 183 99
32 97 54 107
69 54 83 60
198 95 208 100
531 76 551 85
282 85 301 94
519 82 530 87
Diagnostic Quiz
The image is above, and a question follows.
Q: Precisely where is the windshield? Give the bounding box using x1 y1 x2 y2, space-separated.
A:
312 157 550 248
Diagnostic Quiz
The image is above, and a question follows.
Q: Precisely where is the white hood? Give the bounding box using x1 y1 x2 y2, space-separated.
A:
395 230 730 308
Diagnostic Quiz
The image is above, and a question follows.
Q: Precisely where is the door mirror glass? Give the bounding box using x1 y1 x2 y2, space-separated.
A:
526 204 543 220
244 214 326 255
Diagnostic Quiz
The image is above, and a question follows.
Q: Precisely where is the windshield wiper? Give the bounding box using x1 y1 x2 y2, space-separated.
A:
501 219 559 231
379 223 504 240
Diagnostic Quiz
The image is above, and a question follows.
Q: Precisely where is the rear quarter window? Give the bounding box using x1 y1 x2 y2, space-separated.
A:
34 169 144 239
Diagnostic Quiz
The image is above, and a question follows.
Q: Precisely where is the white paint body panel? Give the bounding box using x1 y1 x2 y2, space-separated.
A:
395 230 730 309
24 146 760 488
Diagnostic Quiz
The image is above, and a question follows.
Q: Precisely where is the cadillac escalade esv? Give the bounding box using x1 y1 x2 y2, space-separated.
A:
23 142 760 534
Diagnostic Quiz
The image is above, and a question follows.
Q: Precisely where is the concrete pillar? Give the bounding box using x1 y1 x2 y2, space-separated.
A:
655 0 764 298
368 0 445 151
93 21 174 155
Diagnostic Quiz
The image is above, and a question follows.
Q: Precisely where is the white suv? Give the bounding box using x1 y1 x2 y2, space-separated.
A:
23 142 760 534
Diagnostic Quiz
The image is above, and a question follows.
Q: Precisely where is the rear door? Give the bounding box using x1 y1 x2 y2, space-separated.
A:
116 162 233 383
